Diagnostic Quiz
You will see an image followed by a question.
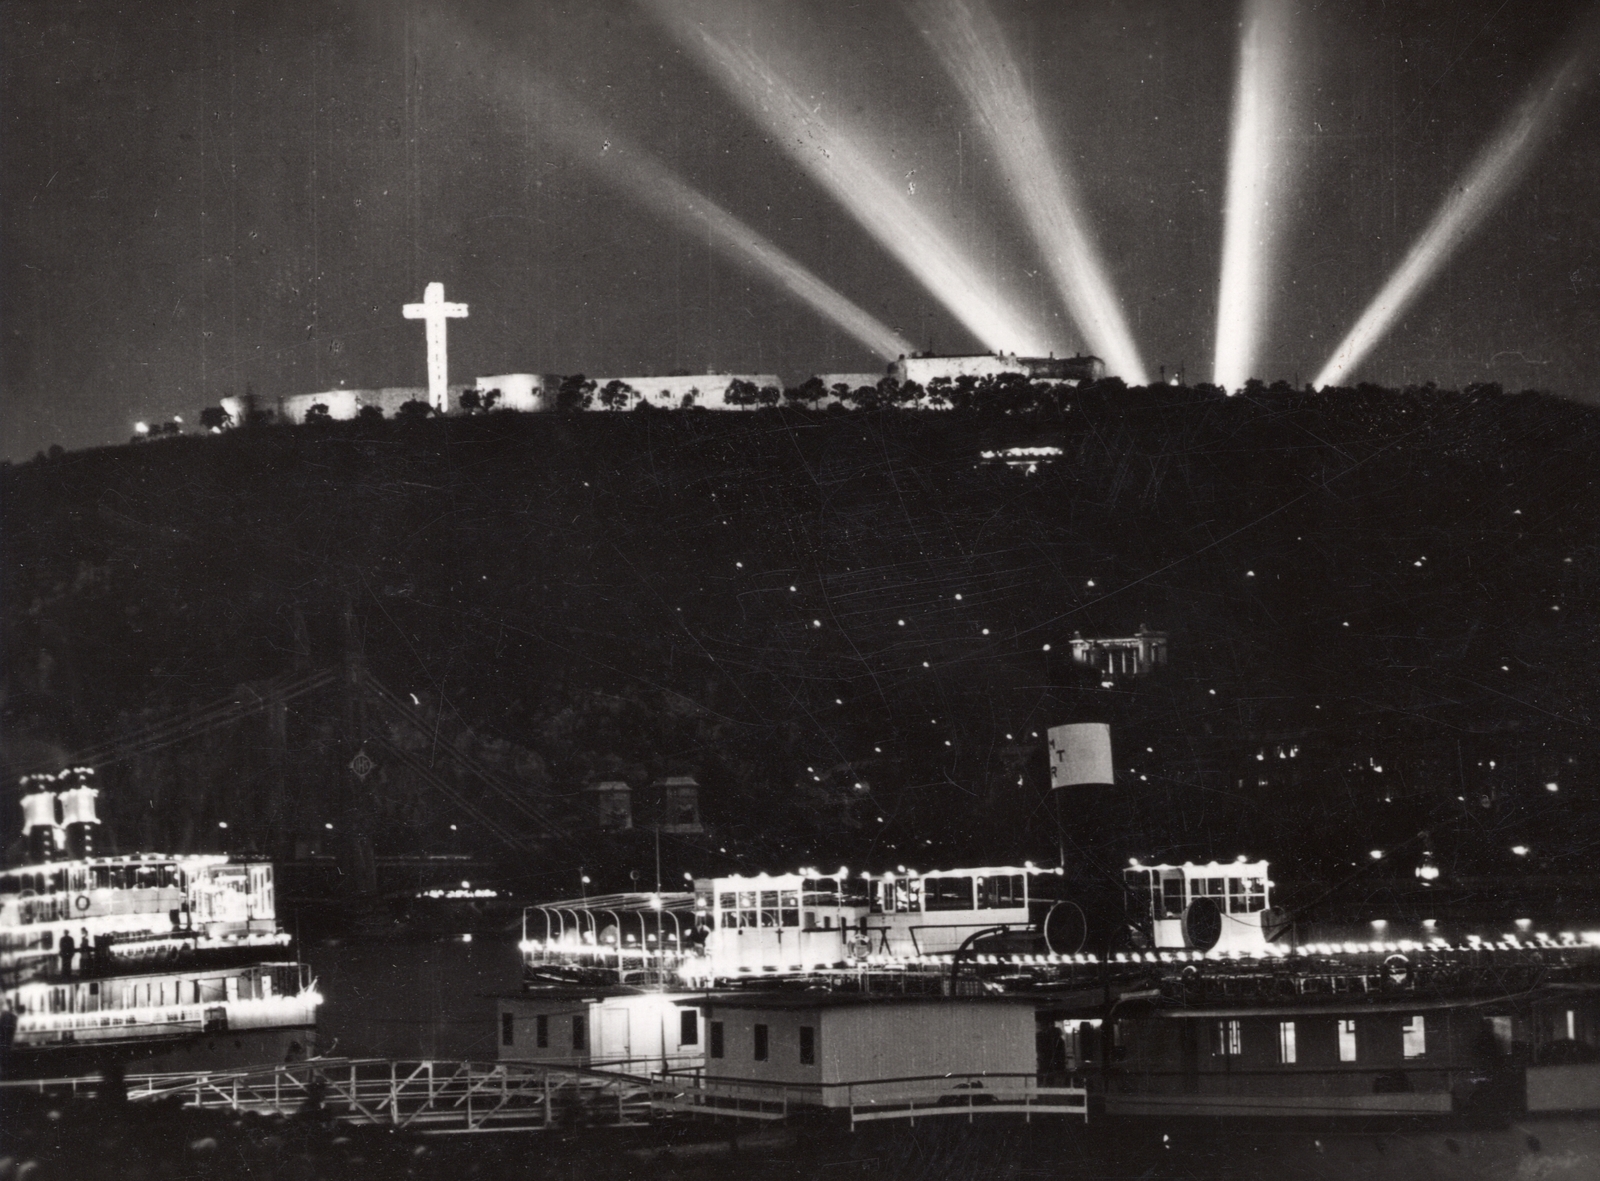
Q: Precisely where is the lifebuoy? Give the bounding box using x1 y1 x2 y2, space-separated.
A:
1382 953 1410 988
75 894 91 912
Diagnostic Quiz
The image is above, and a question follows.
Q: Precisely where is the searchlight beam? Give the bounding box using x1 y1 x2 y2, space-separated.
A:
917 0 1148 384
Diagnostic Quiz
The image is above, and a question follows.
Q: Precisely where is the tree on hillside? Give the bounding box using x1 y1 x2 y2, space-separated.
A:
787 376 825 408
396 399 433 421
199 406 232 432
598 380 638 411
725 380 761 407
356 404 385 422
305 402 331 424
557 374 596 413
459 388 484 413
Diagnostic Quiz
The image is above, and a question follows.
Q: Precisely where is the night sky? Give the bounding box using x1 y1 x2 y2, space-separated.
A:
4 0 1598 459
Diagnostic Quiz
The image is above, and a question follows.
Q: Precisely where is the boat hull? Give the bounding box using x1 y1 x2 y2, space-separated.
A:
0 1023 317 1081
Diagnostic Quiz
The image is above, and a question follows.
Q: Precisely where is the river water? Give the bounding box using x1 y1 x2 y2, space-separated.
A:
303 935 521 1061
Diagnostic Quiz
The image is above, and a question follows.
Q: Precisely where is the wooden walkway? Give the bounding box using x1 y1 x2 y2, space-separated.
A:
3 1057 653 1134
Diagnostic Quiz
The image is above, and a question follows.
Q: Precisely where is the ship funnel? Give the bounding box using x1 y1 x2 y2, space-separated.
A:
1048 723 1113 788
19 789 62 861
59 783 100 858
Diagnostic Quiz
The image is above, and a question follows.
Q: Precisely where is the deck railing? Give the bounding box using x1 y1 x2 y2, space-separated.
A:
650 1069 1088 1129
1 1057 653 1134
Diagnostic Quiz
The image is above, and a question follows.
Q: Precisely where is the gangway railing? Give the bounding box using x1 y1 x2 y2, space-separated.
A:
2 1058 653 1134
651 1069 1088 1130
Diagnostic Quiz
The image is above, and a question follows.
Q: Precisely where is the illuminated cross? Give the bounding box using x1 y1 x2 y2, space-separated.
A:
402 282 469 412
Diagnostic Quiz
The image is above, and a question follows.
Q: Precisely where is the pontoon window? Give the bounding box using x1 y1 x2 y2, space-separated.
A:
1338 1019 1357 1062
780 890 800 927
1402 1016 1426 1059
1245 878 1266 912
1277 1022 1297 1064
923 877 975 911
1215 1019 1241 1056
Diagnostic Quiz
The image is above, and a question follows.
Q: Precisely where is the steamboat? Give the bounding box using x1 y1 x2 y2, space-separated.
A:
511 854 1600 1121
0 768 321 1078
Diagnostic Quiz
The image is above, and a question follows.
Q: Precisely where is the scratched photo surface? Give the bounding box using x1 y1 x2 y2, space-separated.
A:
3 2 1599 1178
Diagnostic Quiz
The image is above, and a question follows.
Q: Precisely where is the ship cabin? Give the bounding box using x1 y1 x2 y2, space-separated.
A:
0 855 281 981
6 962 318 1050
1123 859 1274 956
690 865 1067 977
693 872 869 978
861 866 1065 959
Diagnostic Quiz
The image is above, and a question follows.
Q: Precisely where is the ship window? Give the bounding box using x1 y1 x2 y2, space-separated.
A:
1245 878 1266 911
799 1025 816 1066
979 875 1025 909
924 877 975 911
1161 877 1185 918
720 892 737 912
721 910 739 929
710 1021 724 1059
1402 1016 1426 1059
760 890 779 911
680 1009 698 1046
803 878 838 906
0 874 18 895
1277 1022 1297 1064
1228 879 1249 913
753 1024 769 1061
869 880 885 914
1338 1019 1357 1062
781 891 800 927
501 1013 515 1047
1215 1020 1241 1056
536 1015 549 1048
572 1015 587 1052
804 911 817 930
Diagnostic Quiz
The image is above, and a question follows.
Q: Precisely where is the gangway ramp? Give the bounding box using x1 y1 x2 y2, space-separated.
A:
3 1058 652 1134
